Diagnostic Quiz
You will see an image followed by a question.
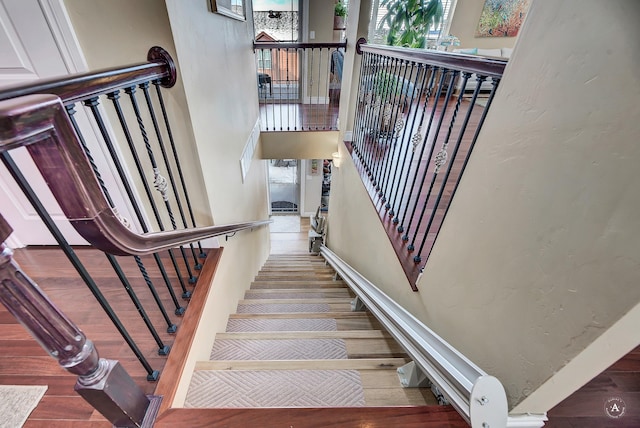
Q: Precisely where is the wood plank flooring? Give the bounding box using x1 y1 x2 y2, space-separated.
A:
546 345 640 427
1 246 215 427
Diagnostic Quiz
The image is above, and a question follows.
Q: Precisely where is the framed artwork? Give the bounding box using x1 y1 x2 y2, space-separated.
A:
210 0 246 21
476 0 531 37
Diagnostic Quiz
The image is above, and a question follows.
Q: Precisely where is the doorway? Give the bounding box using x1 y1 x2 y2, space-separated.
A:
268 159 300 214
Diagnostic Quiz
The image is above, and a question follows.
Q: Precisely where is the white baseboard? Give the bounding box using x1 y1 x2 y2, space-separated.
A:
303 96 329 104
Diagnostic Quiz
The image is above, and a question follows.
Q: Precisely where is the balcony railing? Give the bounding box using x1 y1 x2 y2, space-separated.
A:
254 41 346 131
350 40 507 289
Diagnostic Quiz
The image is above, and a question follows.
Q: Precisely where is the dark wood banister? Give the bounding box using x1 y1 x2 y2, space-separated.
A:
0 46 176 104
253 41 347 50
356 39 507 78
0 93 270 256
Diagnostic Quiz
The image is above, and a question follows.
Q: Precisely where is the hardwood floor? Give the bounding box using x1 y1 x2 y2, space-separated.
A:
546 346 640 427
1 247 209 427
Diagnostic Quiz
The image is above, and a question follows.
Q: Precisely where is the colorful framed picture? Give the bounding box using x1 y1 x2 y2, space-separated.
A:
211 0 246 21
476 0 531 38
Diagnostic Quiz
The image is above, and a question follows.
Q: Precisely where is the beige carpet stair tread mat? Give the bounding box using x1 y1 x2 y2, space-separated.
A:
236 303 332 313
226 318 338 332
210 338 348 360
185 369 365 408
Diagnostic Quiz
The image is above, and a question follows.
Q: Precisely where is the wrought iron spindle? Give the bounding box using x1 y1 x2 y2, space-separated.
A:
372 56 401 191
398 68 449 239
379 58 413 203
394 66 438 230
415 72 476 263
404 70 458 251
386 63 425 217
351 51 372 164
106 90 186 314
407 70 463 258
152 81 206 261
139 83 197 284
67 103 178 333
74 101 171 353
124 85 192 299
364 54 387 185
422 77 500 264
0 152 159 379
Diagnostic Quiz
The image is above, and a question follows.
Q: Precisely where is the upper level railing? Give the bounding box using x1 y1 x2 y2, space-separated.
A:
253 41 346 131
350 39 507 289
0 47 270 427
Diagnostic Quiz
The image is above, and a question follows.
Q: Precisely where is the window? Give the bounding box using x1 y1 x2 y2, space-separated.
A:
368 0 457 47
257 50 272 70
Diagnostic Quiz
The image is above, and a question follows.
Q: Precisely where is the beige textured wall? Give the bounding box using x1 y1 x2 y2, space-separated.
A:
261 131 338 159
326 143 430 319
64 0 213 226
448 0 522 49
419 0 640 410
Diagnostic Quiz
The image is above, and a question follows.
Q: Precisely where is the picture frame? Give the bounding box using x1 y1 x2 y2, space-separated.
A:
210 0 246 21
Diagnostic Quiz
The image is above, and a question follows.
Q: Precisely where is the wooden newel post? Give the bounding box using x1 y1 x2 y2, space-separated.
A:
0 214 151 427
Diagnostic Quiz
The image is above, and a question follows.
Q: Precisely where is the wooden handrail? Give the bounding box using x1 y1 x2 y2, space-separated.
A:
253 41 347 50
0 46 176 104
358 42 507 78
0 93 270 256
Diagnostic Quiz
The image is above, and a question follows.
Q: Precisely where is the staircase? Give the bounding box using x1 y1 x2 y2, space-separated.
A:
184 253 438 408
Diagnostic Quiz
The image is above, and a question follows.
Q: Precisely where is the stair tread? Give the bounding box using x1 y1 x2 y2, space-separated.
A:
229 312 371 319
239 298 353 304
216 330 390 340
195 358 411 371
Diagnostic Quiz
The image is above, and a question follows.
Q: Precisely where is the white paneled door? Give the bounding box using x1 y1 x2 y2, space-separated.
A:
0 0 135 246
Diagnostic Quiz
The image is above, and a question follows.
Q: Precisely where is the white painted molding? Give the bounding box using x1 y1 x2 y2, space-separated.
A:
240 119 261 182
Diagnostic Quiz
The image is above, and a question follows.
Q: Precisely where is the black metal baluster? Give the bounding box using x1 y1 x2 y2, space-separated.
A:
395 66 437 230
67 103 178 333
373 56 400 191
415 72 476 263
407 70 462 258
139 82 197 284
361 52 381 178
124 85 191 299
352 51 369 152
366 54 387 187
398 68 448 239
405 70 459 252
106 90 186 314
422 76 499 264
152 81 206 261
0 152 160 380
380 58 412 204
387 63 424 218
